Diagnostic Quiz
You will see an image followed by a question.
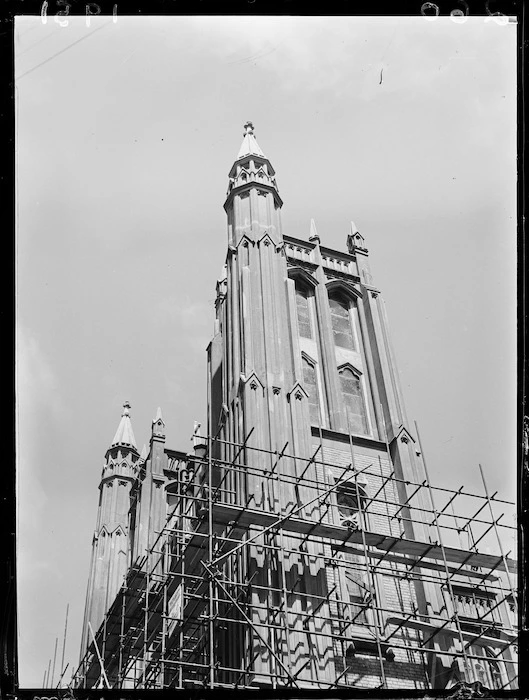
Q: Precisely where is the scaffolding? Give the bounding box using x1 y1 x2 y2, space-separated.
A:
73 429 518 691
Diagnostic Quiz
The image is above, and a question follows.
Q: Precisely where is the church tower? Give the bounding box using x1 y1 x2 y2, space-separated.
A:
80 402 141 658
208 121 337 684
207 122 439 687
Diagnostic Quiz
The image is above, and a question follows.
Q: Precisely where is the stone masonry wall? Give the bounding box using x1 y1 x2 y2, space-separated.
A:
312 436 428 689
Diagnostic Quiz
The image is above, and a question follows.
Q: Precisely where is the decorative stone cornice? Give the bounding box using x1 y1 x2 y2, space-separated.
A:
99 472 136 488
447 680 490 698
362 283 381 298
224 181 283 212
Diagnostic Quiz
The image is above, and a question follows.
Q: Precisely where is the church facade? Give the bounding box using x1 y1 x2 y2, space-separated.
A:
77 124 518 691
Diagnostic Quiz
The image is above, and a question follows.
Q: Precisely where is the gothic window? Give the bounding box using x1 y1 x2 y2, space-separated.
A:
337 489 359 529
337 482 372 628
330 296 355 350
302 356 321 426
345 568 370 626
339 367 368 435
296 285 313 339
471 647 504 690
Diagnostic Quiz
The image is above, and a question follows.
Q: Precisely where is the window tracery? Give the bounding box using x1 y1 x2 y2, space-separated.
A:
329 296 355 350
339 367 369 435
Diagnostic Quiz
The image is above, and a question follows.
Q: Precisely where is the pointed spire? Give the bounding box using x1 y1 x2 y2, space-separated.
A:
139 444 148 462
309 219 320 244
111 401 137 450
237 121 266 159
153 406 164 424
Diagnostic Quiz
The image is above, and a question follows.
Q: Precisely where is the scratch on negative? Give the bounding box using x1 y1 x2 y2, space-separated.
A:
379 68 383 85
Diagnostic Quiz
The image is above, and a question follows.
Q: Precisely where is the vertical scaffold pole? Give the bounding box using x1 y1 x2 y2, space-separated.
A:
142 545 150 688
478 464 517 690
478 464 517 615
88 622 111 689
414 420 473 683
118 587 126 687
179 475 185 689
50 637 58 689
208 430 215 688
347 416 387 688
59 604 69 688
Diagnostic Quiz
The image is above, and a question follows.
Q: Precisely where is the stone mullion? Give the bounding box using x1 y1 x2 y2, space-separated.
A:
259 238 277 386
376 294 409 427
313 267 346 432
286 278 303 382
363 292 401 438
249 241 266 379
356 295 385 441
287 390 335 684
240 262 254 375
230 255 241 399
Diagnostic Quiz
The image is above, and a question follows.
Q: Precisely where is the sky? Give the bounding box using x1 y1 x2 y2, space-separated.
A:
15 15 517 688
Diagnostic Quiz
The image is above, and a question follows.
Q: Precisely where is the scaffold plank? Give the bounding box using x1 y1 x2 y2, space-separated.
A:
386 615 517 650
211 503 517 574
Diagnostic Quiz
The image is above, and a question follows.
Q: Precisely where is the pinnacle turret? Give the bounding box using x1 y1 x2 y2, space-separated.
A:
111 401 137 450
226 122 280 205
347 220 367 253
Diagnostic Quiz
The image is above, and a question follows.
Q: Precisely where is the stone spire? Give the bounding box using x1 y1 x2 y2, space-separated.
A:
111 401 137 450
237 120 266 159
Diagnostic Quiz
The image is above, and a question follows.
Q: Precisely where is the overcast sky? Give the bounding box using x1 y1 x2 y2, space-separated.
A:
15 15 516 688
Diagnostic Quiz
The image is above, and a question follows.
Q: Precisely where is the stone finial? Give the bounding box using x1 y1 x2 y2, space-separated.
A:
122 401 131 415
243 120 254 136
192 421 207 456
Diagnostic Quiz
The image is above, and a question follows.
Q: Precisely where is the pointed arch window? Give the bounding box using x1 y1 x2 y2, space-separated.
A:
296 285 313 339
336 483 367 530
302 355 321 425
330 296 355 350
471 648 504 690
339 367 368 435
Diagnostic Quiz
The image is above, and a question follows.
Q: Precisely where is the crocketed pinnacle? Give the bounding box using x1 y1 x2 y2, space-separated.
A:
236 121 265 159
111 401 137 449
